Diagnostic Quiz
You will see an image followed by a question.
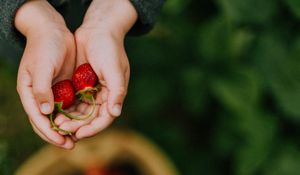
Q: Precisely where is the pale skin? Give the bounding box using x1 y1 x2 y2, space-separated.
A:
15 0 137 149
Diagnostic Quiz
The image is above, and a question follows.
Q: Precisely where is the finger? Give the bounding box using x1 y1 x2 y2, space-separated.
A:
104 66 127 117
62 137 75 150
21 41 56 115
27 55 55 114
75 37 87 67
56 36 76 80
31 64 54 115
71 135 78 142
76 102 89 113
30 119 59 145
75 102 114 139
60 120 87 134
17 70 65 145
54 113 71 126
60 105 100 133
30 119 74 149
56 111 82 135
96 86 108 105
107 83 126 117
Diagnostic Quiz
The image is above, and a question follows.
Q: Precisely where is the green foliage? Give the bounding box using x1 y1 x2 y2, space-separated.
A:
125 0 300 174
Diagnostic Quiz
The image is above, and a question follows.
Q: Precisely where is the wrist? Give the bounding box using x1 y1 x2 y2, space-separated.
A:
82 0 138 36
15 0 66 37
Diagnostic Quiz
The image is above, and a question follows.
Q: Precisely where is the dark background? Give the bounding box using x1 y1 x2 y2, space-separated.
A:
2 0 300 174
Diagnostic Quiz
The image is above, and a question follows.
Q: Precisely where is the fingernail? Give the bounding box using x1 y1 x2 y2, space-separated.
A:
112 104 122 116
41 103 51 114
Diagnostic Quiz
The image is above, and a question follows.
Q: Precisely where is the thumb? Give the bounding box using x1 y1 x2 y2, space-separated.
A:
32 66 55 115
23 38 58 115
105 69 127 117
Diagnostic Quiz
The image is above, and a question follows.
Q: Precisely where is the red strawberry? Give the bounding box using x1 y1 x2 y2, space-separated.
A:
52 80 75 109
72 63 98 92
65 63 99 121
50 80 75 135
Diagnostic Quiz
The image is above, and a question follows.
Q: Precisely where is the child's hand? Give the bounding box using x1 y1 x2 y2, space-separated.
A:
55 0 137 139
15 0 76 149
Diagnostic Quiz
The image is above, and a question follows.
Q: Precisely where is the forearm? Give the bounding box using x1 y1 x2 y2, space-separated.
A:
82 0 138 36
0 0 68 43
14 0 66 37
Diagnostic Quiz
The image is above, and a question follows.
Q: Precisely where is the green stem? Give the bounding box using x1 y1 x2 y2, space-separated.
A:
56 95 96 120
49 113 72 135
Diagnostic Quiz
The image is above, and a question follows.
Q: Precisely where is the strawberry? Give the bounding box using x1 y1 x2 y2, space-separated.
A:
72 63 98 92
50 79 76 135
72 63 100 110
72 63 99 121
52 80 75 109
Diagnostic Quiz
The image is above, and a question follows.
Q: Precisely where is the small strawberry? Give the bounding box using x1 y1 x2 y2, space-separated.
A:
72 63 100 109
72 63 98 92
52 80 75 109
50 79 76 135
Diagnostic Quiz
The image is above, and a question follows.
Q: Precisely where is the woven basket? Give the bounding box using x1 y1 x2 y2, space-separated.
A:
15 128 179 175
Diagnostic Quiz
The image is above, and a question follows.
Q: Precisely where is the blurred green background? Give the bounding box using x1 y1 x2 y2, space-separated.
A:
2 0 300 174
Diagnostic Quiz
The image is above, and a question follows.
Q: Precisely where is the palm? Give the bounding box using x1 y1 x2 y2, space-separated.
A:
55 30 129 139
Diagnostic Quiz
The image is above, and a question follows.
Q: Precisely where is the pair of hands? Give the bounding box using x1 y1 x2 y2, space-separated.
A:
15 0 137 149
